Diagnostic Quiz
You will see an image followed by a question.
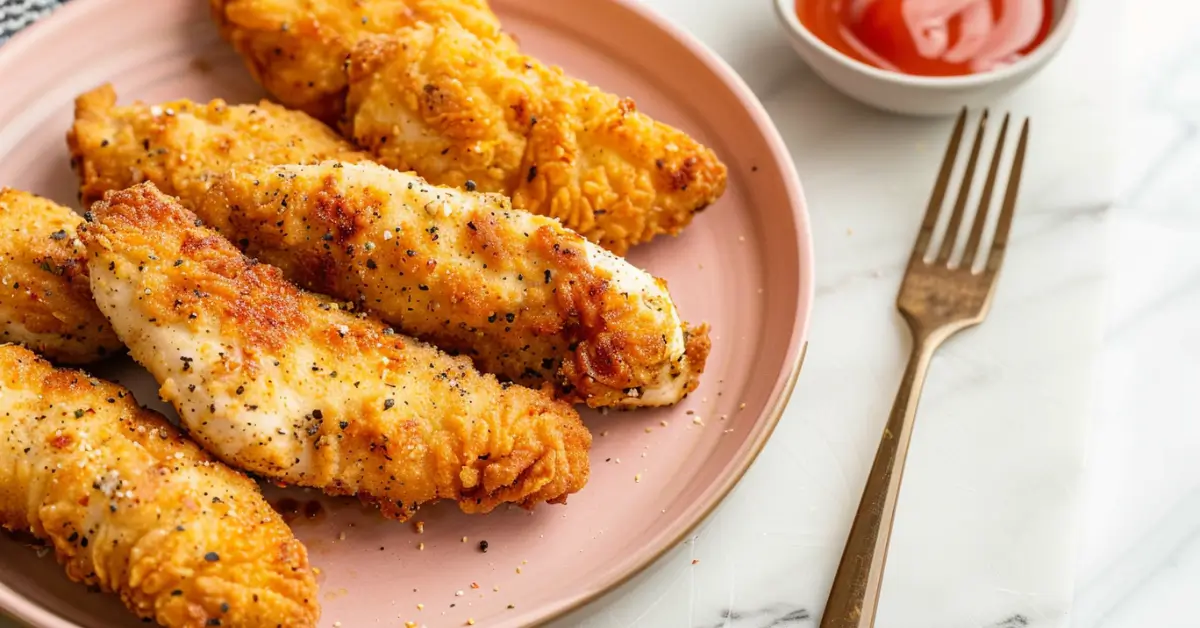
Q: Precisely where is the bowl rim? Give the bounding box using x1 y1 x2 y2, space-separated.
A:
772 0 1080 89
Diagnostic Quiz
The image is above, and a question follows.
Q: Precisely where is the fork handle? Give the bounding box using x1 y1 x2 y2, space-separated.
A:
820 333 941 628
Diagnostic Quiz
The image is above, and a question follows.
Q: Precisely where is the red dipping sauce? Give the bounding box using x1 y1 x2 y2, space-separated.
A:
795 0 1055 77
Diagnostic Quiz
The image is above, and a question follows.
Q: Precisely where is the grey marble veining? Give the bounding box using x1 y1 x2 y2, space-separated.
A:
8 0 1192 626
555 0 1115 626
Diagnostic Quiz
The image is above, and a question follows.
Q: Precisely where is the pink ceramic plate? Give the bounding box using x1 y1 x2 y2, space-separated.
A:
0 0 812 626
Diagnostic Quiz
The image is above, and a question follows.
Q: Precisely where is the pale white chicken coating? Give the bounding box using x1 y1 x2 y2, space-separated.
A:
80 183 590 521
0 344 319 628
197 161 710 408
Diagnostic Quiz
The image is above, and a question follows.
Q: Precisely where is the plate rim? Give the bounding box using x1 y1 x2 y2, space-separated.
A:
0 0 815 625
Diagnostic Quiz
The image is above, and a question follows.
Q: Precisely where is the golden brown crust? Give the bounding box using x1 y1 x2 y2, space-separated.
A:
67 84 371 210
195 162 708 407
80 183 590 519
0 188 122 363
0 344 319 628
209 0 513 124
344 21 728 254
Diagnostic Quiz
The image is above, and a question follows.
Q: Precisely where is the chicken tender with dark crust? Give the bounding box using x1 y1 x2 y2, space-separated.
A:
345 21 728 254
0 344 319 628
67 84 371 210
80 184 590 520
209 0 512 124
0 188 122 363
197 161 710 408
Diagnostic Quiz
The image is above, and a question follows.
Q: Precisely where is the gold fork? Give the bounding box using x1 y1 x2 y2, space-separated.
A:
820 108 1030 628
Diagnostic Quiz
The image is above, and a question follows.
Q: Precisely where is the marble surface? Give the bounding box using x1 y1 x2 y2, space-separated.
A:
548 0 1115 627
9 0 1195 626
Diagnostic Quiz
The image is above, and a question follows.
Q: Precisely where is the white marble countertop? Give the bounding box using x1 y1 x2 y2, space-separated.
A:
7 0 1196 626
557 0 1127 626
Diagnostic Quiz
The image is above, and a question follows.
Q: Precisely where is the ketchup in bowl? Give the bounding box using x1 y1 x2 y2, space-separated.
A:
795 0 1055 77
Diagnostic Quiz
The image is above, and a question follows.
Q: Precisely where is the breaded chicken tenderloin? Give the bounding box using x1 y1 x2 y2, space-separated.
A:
0 188 122 363
80 184 589 521
198 161 710 408
0 344 319 628
345 21 728 254
68 84 370 210
209 0 512 124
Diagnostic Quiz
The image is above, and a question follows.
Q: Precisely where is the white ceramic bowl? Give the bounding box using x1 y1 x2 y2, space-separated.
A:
773 0 1079 116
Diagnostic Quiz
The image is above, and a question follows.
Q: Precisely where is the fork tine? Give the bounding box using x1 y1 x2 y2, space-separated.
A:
935 110 989 265
911 107 967 264
961 113 1011 268
985 118 1029 274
